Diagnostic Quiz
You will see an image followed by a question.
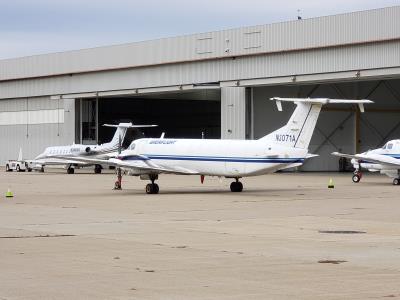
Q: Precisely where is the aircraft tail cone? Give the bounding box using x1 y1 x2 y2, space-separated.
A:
5 187 13 198
328 178 334 189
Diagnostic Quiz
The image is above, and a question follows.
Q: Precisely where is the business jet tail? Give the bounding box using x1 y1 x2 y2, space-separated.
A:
259 97 373 150
102 122 158 150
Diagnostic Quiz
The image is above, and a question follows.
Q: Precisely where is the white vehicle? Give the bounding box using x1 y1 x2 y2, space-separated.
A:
5 148 31 172
55 97 372 193
28 122 157 174
332 139 400 185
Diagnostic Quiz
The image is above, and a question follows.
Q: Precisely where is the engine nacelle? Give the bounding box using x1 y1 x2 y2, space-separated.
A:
71 145 94 155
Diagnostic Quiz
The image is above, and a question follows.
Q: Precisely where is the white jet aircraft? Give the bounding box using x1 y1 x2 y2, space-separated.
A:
54 98 372 193
332 140 400 185
29 122 157 174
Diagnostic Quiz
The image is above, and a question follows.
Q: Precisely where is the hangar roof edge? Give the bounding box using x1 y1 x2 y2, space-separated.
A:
1 6 399 82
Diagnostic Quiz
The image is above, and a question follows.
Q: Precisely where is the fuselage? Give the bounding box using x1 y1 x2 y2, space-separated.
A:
34 143 118 165
119 138 308 177
354 140 400 172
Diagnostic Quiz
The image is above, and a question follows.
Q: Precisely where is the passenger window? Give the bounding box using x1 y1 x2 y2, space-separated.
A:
388 143 393 150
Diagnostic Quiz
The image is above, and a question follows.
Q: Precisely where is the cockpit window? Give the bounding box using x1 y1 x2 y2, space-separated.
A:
382 143 387 149
387 143 393 150
129 143 136 150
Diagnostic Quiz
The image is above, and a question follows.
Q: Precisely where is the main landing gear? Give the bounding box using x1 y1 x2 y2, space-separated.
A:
352 170 362 183
145 174 159 194
94 164 102 174
67 166 75 174
393 178 400 185
230 178 243 192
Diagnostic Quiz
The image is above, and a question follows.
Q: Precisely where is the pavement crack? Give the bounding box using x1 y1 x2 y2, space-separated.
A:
0 234 76 239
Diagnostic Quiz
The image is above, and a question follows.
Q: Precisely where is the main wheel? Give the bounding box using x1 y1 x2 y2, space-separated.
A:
153 183 159 194
230 181 243 192
146 183 153 194
393 178 400 185
236 181 243 192
145 183 159 194
94 165 102 174
16 165 20 172
352 174 361 183
5 164 10 172
67 168 74 174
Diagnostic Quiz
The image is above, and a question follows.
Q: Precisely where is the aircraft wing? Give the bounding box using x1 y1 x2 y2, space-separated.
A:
27 158 89 167
51 155 199 175
332 152 400 167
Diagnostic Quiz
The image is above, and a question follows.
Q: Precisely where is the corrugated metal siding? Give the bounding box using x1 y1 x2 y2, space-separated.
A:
1 41 399 99
0 97 75 163
221 87 246 139
0 109 64 125
0 6 399 81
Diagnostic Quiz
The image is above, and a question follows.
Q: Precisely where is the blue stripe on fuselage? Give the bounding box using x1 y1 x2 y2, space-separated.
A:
383 154 400 159
120 154 304 164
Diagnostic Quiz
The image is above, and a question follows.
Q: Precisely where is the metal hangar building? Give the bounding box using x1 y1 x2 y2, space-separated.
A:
1 6 399 170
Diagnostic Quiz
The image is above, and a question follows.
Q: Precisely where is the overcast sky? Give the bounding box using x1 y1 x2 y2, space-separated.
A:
1 0 399 59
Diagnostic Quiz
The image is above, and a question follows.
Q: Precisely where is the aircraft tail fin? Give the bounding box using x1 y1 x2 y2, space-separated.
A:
103 122 158 149
18 147 23 161
259 97 372 150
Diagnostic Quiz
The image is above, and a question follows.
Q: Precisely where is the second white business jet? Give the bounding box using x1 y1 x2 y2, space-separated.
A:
55 97 372 193
29 122 156 174
332 139 400 185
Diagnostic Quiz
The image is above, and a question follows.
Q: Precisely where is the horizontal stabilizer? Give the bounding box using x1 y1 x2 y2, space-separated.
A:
103 123 158 128
270 97 373 113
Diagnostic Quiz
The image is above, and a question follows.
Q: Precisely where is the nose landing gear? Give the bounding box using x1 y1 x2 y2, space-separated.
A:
352 170 362 183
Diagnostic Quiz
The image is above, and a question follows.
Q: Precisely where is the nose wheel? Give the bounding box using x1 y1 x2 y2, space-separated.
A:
230 178 243 192
393 178 400 185
352 171 362 183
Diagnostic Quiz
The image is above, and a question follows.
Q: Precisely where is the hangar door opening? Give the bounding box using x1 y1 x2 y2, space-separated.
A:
251 78 400 171
77 89 221 147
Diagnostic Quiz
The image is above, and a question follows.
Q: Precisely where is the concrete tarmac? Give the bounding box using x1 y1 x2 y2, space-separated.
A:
0 169 400 299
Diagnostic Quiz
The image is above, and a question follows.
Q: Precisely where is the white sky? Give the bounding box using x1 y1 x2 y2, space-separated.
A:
0 0 399 59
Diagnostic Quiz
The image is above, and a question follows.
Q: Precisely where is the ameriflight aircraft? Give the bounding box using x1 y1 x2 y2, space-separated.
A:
29 122 156 174
55 97 372 193
332 139 400 185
